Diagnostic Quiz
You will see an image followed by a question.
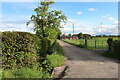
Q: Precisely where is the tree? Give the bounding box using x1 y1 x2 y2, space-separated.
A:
27 0 67 38
27 0 67 57
77 33 83 39
68 34 72 37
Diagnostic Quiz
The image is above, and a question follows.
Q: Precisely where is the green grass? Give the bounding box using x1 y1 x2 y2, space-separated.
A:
63 37 119 50
2 67 50 78
0 69 2 80
47 40 64 67
96 51 120 60
47 54 64 67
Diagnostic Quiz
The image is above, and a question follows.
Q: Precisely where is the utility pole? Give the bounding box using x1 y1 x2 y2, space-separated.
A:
72 22 75 39
73 22 74 35
101 21 102 37
63 27 65 35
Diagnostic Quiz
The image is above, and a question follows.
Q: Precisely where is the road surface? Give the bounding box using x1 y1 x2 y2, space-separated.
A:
58 40 119 78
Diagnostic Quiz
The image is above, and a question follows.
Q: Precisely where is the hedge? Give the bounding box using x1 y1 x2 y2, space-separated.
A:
112 40 120 54
2 31 41 69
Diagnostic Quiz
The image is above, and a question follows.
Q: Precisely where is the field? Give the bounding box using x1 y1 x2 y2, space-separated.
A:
63 37 119 50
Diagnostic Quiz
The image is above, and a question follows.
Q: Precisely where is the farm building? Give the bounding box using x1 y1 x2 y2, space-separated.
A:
61 34 78 39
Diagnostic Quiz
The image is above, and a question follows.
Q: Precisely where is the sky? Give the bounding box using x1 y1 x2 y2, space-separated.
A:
0 1 119 35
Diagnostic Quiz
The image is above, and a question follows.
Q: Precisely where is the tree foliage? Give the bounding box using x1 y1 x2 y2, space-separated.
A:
27 0 67 37
27 0 67 57
77 33 83 39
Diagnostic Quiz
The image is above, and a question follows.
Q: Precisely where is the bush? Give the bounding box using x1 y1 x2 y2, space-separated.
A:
112 40 120 54
2 31 41 69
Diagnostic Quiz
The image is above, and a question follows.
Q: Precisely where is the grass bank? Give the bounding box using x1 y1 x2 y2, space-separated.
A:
47 40 64 68
96 51 120 60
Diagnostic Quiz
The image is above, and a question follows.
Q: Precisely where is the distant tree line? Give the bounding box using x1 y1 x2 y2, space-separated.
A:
62 33 92 39
94 35 120 37
61 33 119 40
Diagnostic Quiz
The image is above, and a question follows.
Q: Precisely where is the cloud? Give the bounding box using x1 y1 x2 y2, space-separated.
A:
114 21 120 24
60 27 95 35
101 15 115 22
67 19 77 22
101 15 110 18
107 17 114 21
77 11 83 15
93 25 118 35
1 23 34 33
88 8 97 11
60 24 118 35
101 15 117 25
6 24 13 27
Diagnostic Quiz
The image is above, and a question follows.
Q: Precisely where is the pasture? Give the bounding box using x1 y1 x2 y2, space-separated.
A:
63 37 119 50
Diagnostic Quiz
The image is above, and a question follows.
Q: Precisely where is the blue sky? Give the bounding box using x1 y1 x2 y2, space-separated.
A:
1 2 119 35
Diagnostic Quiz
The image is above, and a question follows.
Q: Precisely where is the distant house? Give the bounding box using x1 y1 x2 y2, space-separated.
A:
84 34 91 38
61 34 78 39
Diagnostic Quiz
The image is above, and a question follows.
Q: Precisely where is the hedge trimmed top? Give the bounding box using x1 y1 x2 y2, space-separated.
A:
2 31 41 69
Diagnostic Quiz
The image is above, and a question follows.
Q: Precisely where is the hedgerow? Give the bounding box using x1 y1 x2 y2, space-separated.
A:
2 31 41 69
112 40 120 54
2 31 64 78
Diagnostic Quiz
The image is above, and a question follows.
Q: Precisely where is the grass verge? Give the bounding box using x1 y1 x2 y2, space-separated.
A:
2 67 50 78
96 51 120 60
47 40 64 67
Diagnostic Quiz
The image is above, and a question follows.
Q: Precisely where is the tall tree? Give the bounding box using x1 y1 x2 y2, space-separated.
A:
27 0 67 57
27 0 67 37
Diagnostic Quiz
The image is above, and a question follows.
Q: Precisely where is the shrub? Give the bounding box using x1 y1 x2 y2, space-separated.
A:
2 31 41 69
112 40 120 54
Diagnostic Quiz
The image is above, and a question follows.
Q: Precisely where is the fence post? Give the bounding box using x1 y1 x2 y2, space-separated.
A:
95 39 96 50
85 37 87 48
102 40 103 49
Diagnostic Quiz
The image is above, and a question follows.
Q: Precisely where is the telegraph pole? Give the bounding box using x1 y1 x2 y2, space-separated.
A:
73 22 74 35
101 21 102 37
63 28 65 35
